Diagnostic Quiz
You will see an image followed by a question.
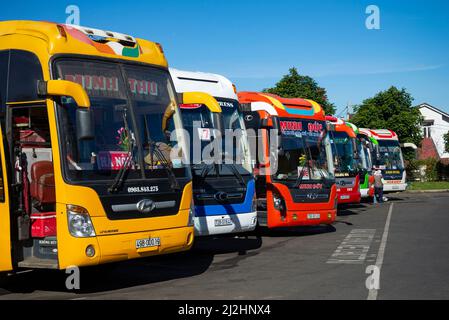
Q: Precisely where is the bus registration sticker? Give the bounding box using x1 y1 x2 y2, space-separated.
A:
136 237 161 249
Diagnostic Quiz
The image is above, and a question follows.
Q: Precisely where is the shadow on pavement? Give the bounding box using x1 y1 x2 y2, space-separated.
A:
255 224 336 238
0 235 263 295
337 203 372 216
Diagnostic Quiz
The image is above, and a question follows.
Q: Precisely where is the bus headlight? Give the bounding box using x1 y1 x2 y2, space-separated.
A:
251 194 257 212
188 200 195 227
273 192 285 211
67 205 96 238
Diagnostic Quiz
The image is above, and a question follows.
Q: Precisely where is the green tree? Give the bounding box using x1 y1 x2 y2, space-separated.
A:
444 131 449 153
263 67 336 115
351 86 423 147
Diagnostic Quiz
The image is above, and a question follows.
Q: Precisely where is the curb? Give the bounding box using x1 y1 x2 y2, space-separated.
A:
404 189 449 193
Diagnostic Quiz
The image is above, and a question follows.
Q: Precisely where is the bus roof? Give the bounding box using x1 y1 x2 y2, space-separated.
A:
325 116 357 138
238 92 325 120
0 20 167 67
359 128 399 141
169 68 237 100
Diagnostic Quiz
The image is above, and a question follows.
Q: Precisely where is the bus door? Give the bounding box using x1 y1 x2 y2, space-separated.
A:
0 122 13 272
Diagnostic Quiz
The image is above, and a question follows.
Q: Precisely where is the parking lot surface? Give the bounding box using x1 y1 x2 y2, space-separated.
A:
1 192 448 300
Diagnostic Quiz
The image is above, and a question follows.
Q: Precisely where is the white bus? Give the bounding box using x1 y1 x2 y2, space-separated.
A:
359 128 407 192
170 69 257 236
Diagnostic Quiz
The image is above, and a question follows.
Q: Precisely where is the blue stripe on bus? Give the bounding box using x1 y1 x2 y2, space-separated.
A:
194 179 255 217
285 107 314 116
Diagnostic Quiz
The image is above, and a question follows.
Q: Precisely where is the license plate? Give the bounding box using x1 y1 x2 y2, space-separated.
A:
392 186 399 190
307 213 321 220
136 237 160 249
340 195 350 200
214 218 233 227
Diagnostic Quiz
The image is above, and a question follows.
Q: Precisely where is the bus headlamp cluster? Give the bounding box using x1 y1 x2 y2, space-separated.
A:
67 205 96 238
273 192 285 212
251 194 257 212
188 200 195 227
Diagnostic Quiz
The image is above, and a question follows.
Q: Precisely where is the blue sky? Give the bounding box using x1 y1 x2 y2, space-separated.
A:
2 0 449 115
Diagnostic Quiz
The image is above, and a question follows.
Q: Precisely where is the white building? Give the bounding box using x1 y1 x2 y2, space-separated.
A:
418 103 449 159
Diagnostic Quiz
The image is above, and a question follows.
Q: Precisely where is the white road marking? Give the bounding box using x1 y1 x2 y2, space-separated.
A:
327 229 376 264
367 203 394 300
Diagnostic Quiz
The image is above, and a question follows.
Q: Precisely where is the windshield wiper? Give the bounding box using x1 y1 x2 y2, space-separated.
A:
227 163 246 185
293 165 307 188
151 141 180 190
304 134 326 181
143 116 180 190
293 136 311 188
109 107 135 193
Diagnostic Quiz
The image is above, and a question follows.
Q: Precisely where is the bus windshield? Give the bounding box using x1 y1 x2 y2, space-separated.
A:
329 131 358 176
180 102 252 176
274 118 333 183
377 140 405 170
219 99 252 174
54 59 189 182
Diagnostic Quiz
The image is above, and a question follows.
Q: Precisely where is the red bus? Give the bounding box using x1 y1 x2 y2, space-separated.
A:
326 116 361 204
238 92 337 228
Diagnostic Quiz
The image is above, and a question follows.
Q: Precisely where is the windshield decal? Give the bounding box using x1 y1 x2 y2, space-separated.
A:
64 74 158 99
97 151 132 171
280 120 324 138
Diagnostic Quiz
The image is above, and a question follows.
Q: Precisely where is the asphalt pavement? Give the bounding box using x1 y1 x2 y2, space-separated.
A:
1 191 448 300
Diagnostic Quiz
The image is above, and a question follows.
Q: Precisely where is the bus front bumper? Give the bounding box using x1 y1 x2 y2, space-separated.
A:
383 183 407 192
194 211 258 236
268 208 337 228
58 226 194 269
337 189 361 204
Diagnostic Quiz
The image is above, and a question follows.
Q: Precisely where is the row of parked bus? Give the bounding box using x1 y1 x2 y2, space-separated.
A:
0 21 407 274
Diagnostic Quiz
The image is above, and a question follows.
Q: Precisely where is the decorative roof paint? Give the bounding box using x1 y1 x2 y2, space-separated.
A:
361 128 399 141
359 128 379 145
237 92 324 120
325 116 356 138
345 122 359 134
63 24 141 58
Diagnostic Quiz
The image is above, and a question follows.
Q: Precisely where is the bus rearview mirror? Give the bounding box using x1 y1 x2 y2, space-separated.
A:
38 80 91 108
211 112 224 135
76 108 95 140
260 118 272 128
180 92 221 113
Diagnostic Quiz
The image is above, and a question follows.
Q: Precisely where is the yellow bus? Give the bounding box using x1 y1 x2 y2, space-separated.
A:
0 20 215 272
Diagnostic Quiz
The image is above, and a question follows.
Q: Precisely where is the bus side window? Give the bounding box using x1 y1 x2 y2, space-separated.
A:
11 107 54 212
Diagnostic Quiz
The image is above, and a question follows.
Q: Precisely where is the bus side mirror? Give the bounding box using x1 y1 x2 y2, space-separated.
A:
211 112 224 135
352 139 360 159
260 118 272 129
180 92 221 113
76 108 95 140
38 80 91 108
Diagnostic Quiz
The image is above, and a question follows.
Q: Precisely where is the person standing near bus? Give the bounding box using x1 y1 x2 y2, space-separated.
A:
373 169 385 203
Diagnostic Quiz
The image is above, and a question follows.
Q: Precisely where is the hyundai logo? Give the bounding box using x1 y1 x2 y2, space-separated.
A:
215 192 228 202
136 199 156 213
244 115 253 122
306 193 319 200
